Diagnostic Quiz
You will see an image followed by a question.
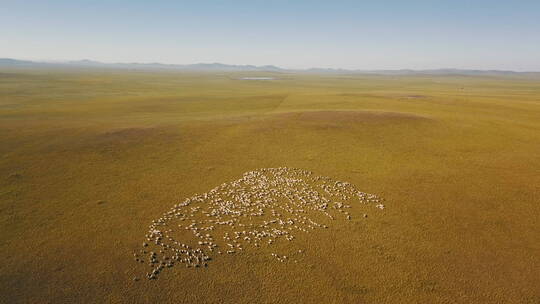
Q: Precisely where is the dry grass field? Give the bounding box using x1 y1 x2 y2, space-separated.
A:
1 69 539 303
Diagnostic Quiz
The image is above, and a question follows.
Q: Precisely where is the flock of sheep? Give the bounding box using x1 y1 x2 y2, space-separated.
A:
133 167 384 280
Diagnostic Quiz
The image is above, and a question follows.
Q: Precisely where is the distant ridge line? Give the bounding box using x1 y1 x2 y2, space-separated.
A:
1 58 538 75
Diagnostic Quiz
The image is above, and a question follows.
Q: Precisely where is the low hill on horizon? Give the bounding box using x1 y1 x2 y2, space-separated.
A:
1 58 539 76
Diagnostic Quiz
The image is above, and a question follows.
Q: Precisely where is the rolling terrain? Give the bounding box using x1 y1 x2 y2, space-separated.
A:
1 68 539 303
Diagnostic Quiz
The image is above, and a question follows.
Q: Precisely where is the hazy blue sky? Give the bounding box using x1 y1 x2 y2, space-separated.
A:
1 0 540 70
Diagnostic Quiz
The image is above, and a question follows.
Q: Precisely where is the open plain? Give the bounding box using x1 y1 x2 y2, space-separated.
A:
1 69 539 303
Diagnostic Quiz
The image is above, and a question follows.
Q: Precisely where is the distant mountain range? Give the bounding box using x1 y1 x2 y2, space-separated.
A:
1 58 538 76
0 58 283 72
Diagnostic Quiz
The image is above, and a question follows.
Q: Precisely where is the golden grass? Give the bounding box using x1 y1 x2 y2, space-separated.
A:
0 69 539 303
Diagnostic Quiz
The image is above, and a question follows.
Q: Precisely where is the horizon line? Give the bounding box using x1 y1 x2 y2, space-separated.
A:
2 57 540 74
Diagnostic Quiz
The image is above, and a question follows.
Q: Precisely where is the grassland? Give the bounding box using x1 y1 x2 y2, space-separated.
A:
0 68 539 303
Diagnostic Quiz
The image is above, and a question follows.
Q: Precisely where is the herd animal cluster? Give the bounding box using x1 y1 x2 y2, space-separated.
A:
133 167 384 280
